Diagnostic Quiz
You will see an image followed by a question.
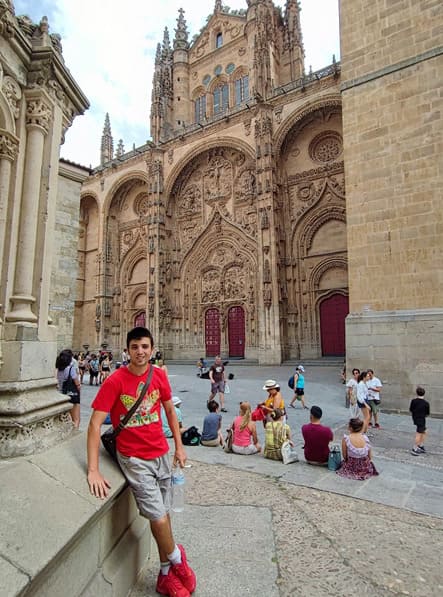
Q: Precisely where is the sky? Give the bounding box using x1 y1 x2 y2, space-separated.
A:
13 0 340 168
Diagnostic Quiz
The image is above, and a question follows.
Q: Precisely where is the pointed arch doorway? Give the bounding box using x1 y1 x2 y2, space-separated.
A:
320 294 348 356
205 308 220 357
228 306 245 358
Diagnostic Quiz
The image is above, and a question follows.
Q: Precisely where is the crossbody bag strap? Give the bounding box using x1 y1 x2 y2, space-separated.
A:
113 365 154 437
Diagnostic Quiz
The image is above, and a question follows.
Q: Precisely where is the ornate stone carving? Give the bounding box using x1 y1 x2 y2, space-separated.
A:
203 156 232 204
134 193 150 216
234 168 256 203
274 106 283 123
178 184 201 215
308 130 343 163
2 75 22 119
0 411 74 458
26 98 51 133
235 206 257 236
0 131 18 161
201 269 220 303
224 265 246 300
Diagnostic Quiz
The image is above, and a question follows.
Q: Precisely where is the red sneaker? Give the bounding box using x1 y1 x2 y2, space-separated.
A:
171 545 197 594
156 569 190 597
374 423 380 429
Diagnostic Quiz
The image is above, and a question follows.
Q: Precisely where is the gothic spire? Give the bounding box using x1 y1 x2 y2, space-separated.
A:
100 112 114 165
155 42 161 66
162 27 172 61
173 8 189 50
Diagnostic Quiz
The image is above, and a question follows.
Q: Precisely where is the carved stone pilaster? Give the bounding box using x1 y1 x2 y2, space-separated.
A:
26 98 51 133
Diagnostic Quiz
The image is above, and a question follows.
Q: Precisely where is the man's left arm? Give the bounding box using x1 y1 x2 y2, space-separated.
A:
163 399 187 467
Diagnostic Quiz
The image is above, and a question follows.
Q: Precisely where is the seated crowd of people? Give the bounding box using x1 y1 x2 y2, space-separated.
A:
192 376 379 481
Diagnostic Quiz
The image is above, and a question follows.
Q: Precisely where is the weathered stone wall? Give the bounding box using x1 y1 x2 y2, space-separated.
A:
341 0 443 414
50 161 90 351
341 0 443 312
1 433 151 597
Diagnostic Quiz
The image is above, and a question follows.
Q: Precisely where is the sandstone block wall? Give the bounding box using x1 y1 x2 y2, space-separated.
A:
340 0 443 312
340 0 443 415
51 162 90 351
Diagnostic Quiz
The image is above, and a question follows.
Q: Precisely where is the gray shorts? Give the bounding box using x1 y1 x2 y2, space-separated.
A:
116 452 172 521
211 381 225 394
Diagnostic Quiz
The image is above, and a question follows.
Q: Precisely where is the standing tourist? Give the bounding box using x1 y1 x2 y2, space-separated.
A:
289 365 308 409
86 327 196 597
356 371 371 433
55 349 81 430
346 368 360 418
208 355 227 412
410 386 430 456
366 369 383 428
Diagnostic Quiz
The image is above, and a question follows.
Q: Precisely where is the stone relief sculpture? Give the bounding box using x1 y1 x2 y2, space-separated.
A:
203 156 232 204
201 269 220 303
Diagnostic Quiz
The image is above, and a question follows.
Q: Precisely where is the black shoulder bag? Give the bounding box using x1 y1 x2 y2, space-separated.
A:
101 365 154 462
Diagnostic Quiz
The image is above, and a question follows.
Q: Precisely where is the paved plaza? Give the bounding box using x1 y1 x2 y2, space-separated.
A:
79 363 443 597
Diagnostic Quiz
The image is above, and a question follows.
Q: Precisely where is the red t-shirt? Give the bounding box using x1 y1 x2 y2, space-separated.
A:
302 423 333 463
92 365 171 460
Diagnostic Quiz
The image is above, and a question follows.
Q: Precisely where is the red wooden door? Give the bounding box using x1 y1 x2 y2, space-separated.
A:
134 311 146 327
320 294 349 356
228 306 245 358
205 309 220 357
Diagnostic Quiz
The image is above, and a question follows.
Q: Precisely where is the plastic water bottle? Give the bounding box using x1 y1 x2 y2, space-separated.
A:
172 467 185 513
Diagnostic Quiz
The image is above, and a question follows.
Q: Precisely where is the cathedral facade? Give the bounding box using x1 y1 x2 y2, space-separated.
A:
77 0 347 363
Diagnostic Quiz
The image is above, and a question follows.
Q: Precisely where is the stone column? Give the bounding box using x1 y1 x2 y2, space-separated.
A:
7 98 51 323
0 131 19 374
0 95 73 458
0 130 19 285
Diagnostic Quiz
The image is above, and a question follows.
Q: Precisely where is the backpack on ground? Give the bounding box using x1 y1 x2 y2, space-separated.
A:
182 426 201 446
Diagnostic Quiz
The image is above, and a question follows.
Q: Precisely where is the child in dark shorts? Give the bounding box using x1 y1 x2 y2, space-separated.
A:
409 386 430 455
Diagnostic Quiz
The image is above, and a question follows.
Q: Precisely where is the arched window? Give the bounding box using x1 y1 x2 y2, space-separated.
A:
213 83 229 115
216 32 223 48
194 95 206 123
235 75 249 105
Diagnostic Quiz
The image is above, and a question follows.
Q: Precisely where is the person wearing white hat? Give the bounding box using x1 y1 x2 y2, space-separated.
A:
289 365 308 409
161 396 186 438
259 379 286 425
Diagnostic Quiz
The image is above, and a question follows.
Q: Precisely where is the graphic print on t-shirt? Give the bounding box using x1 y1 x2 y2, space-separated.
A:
120 383 160 428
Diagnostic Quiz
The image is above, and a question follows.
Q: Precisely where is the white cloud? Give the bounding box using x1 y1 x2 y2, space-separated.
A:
13 0 339 167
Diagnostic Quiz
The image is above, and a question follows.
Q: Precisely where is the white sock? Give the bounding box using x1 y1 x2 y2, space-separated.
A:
167 545 182 565
160 561 171 575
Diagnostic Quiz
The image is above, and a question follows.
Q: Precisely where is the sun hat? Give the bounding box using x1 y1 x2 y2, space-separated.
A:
263 379 279 391
172 396 182 406
296 365 305 372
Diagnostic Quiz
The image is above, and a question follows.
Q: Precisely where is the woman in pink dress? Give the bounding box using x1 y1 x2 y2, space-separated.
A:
232 402 261 455
337 418 379 480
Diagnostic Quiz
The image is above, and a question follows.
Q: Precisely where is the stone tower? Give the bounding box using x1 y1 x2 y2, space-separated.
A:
340 0 443 413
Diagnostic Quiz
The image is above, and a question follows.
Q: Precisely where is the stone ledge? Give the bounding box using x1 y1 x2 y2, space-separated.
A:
0 432 151 596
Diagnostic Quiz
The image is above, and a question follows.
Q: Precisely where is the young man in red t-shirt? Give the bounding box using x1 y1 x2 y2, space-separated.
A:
301 405 334 466
87 327 196 597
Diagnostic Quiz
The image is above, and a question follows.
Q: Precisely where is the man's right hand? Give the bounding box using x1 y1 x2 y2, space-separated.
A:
87 470 111 499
